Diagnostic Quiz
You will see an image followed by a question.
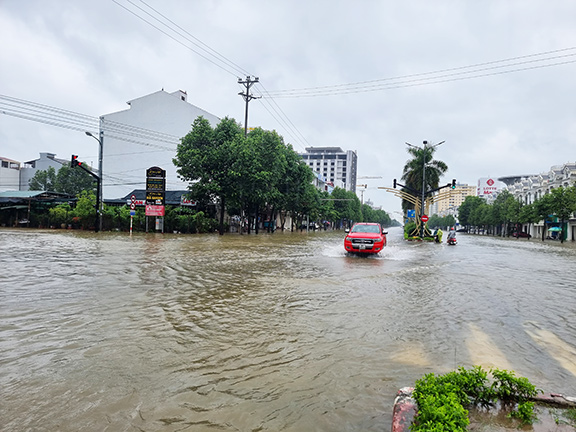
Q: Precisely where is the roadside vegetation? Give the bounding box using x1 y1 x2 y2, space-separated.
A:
3 117 397 233
411 366 541 431
458 187 576 243
173 116 394 234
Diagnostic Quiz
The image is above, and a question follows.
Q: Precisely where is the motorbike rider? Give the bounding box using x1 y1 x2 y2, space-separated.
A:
433 227 443 243
447 227 456 242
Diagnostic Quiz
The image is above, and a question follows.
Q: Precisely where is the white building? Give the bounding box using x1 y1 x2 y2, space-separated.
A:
500 162 576 240
299 147 357 192
19 152 69 191
99 89 220 199
0 157 21 192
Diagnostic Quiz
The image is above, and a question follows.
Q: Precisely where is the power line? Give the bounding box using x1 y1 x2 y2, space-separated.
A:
262 47 576 98
137 0 251 77
0 95 180 151
112 1 311 151
112 0 244 78
256 83 310 151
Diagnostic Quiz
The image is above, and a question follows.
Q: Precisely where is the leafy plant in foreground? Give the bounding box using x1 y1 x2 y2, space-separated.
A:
411 366 542 431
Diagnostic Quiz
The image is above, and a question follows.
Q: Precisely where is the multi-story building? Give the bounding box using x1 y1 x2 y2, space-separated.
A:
500 162 576 240
19 152 69 191
430 183 476 218
0 157 21 192
298 147 357 192
503 163 576 204
99 89 220 199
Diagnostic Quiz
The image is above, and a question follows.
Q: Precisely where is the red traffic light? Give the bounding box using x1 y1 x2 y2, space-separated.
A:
71 155 82 167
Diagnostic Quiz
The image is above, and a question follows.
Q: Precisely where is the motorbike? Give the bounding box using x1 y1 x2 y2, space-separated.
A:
447 236 457 245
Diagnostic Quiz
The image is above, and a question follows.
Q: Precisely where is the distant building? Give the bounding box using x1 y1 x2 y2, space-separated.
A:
501 163 576 204
431 183 476 217
100 89 220 199
299 147 357 192
312 172 335 194
19 152 68 191
0 157 21 192
500 162 576 240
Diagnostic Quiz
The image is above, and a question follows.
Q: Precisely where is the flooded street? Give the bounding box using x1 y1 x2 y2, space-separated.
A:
1 228 576 431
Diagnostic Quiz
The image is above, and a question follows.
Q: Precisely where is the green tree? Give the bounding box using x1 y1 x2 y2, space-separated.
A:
72 190 97 229
401 144 448 213
317 190 337 228
55 164 95 196
458 196 484 229
29 166 57 191
48 203 72 227
492 191 516 236
29 165 95 196
277 151 315 230
174 116 242 235
230 128 288 233
429 214 456 229
331 187 361 228
548 186 576 243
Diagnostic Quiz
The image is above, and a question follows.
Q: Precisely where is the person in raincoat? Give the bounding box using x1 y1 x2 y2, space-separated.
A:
447 227 456 242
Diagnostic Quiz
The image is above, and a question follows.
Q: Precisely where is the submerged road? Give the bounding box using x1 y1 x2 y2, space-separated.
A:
1 227 575 431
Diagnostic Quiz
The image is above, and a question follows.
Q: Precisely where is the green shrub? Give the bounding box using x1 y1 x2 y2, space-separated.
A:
411 366 541 431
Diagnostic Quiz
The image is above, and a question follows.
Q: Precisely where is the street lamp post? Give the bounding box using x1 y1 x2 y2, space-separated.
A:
85 127 104 232
405 140 444 238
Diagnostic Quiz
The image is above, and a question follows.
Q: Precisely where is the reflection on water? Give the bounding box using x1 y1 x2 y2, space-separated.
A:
1 228 576 431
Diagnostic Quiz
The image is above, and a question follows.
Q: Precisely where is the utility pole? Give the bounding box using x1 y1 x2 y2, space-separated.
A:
238 76 261 136
85 121 104 232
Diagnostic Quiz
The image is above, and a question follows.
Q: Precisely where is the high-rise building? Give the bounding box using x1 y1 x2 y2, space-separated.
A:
298 147 357 192
431 183 476 217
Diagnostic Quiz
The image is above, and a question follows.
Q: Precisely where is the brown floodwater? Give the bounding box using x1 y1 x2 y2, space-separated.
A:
1 228 575 431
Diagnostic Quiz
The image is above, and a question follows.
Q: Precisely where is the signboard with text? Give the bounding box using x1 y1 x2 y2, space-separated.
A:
146 166 166 206
145 205 165 216
181 196 197 206
146 191 165 206
146 166 166 178
477 177 501 197
146 177 165 191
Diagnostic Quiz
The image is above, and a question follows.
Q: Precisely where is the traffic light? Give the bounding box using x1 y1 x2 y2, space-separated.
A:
71 155 82 167
451 179 456 189
393 179 397 188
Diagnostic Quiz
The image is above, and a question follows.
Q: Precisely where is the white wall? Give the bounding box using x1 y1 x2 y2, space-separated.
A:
0 158 21 192
19 153 67 190
101 90 220 199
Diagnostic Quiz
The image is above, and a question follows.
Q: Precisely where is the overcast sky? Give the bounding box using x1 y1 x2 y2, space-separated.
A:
1 0 575 215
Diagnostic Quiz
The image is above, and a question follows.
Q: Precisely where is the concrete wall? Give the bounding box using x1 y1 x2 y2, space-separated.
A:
100 90 220 199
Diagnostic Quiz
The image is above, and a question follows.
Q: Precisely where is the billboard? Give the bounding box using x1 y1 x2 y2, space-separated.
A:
477 178 501 197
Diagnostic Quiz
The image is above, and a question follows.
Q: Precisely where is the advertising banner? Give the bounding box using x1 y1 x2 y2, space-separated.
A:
145 205 165 216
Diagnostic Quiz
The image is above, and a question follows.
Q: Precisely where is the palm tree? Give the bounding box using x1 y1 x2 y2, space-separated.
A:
401 144 448 214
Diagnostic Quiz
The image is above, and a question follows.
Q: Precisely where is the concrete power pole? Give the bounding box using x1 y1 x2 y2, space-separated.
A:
238 76 261 136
